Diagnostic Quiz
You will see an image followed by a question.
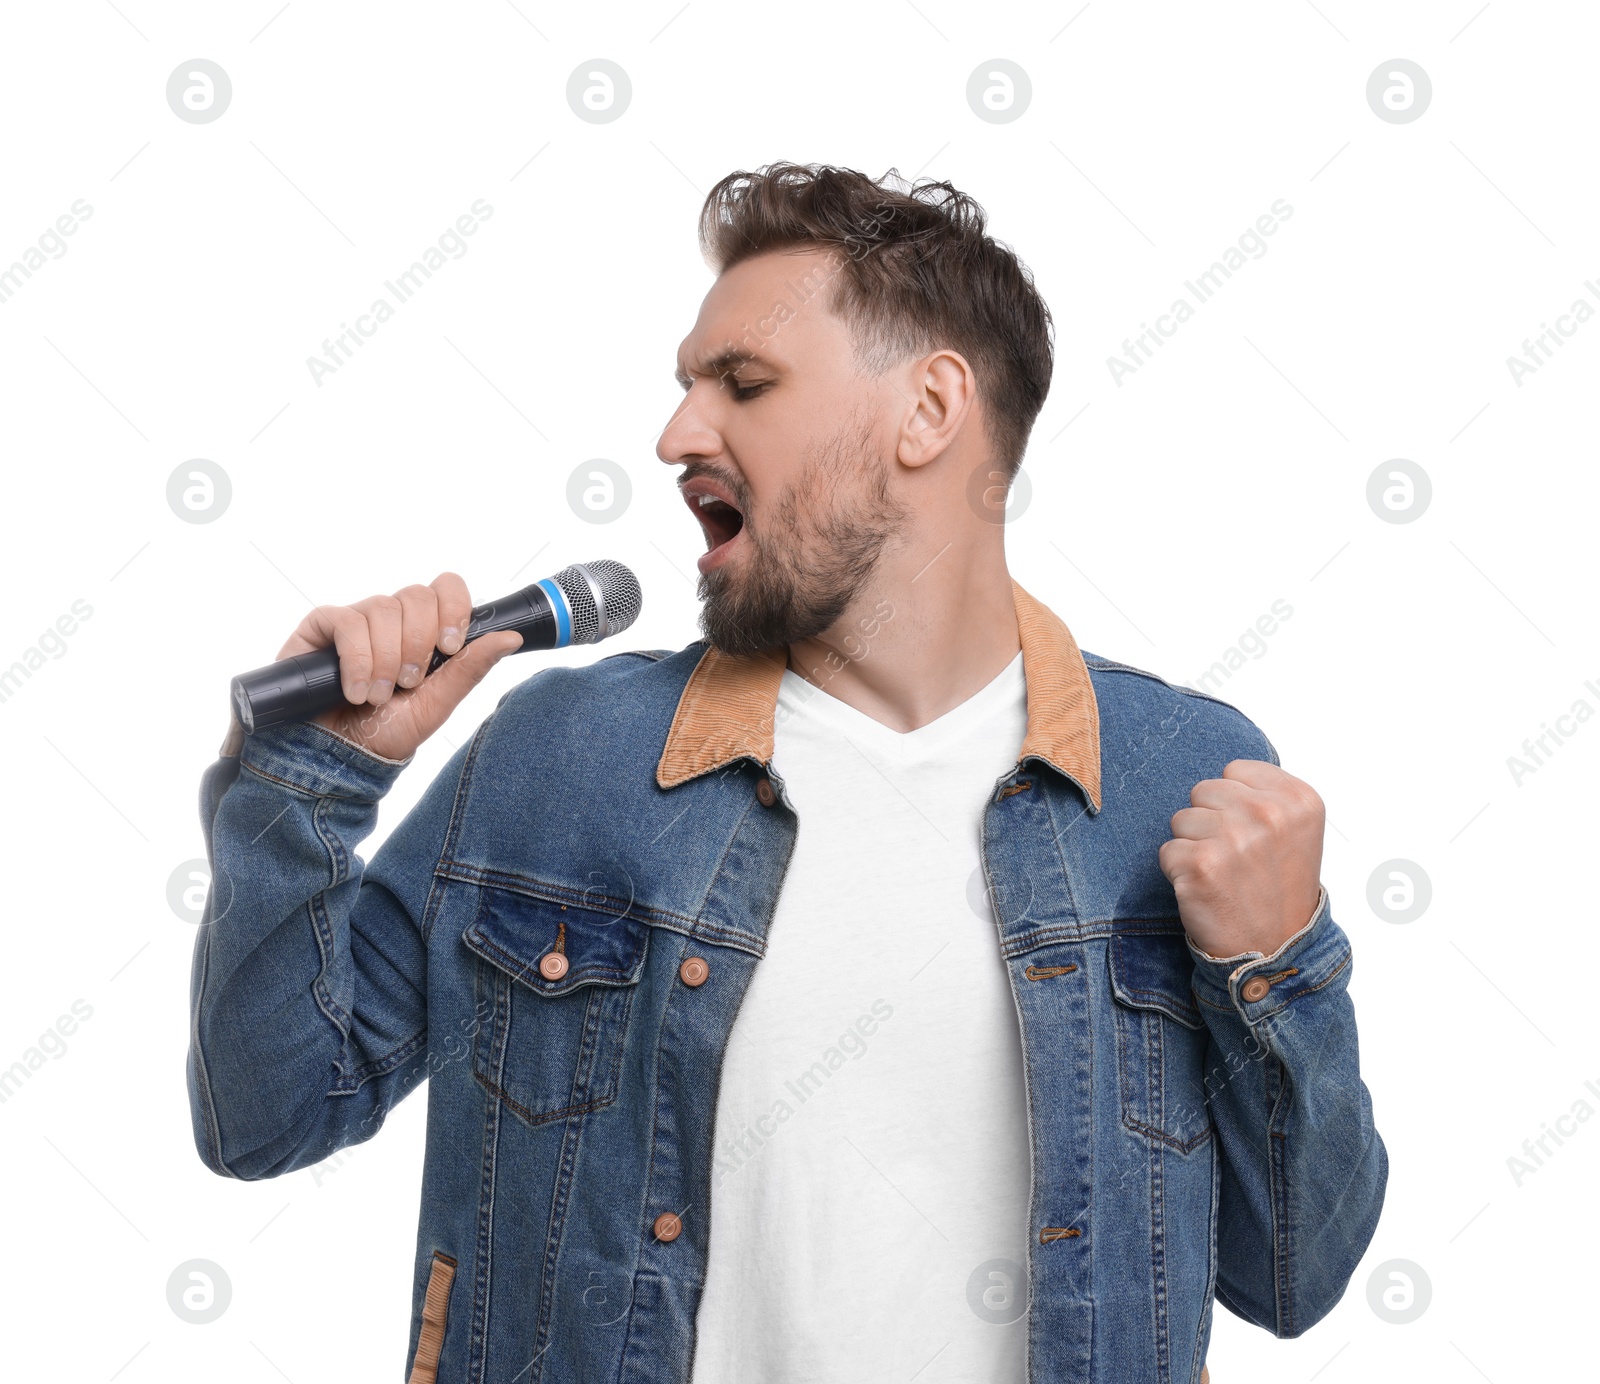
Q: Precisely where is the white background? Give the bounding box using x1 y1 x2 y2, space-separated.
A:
1 2 1595 1380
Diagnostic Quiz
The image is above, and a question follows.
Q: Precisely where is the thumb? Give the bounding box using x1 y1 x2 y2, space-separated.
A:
408 630 523 727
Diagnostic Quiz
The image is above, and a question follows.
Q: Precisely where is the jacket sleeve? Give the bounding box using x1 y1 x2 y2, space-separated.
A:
186 710 487 1180
1185 883 1388 1335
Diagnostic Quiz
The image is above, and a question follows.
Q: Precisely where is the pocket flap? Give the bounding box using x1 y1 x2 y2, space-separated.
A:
462 885 649 997
1107 929 1202 1029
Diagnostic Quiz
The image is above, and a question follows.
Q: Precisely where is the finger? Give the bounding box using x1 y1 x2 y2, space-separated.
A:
431 572 473 655
1222 758 1284 788
406 630 522 733
1169 805 1225 841
354 594 404 703
393 584 439 690
277 604 352 660
283 606 376 704
274 623 320 660
1157 836 1196 883
1187 776 1253 812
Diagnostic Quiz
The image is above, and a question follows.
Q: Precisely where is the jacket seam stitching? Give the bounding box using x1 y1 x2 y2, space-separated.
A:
236 757 385 802
465 1041 502 1384
308 798 355 1042
422 714 497 945
337 1027 429 1089
1270 1061 1295 1333
438 865 703 931
684 771 769 950
188 914 231 1175
469 928 640 987
1001 918 1188 957
1084 656 1255 716
1115 981 1203 1028
531 1078 593 1380
470 1068 617 1128
1150 1016 1171 1380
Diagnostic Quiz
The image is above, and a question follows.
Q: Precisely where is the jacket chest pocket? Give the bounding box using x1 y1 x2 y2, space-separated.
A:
462 884 650 1128
1107 931 1214 1154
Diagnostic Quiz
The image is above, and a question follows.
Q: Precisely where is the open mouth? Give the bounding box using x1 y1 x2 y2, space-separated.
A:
682 479 747 573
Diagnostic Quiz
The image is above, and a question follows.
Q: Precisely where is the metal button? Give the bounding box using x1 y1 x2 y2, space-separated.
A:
653 1211 682 1242
539 952 569 981
1240 976 1271 1003
755 777 777 808
679 956 709 987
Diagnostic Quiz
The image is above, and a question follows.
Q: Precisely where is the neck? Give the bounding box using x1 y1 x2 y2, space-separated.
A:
785 529 1020 733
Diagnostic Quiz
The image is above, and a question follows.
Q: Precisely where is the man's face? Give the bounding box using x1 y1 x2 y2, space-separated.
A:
658 248 907 656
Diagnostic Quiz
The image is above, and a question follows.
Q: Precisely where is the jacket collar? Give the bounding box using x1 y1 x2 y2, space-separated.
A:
656 580 1102 813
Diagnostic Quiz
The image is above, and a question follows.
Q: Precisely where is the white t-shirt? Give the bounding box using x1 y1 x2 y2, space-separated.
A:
690 652 1032 1383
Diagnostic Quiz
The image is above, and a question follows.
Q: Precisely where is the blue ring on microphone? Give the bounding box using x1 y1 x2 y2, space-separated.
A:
537 578 572 647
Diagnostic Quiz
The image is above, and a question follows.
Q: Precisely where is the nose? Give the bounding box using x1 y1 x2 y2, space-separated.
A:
656 385 723 469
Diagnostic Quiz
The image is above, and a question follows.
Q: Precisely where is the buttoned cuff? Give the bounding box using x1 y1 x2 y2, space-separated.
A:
1186 885 1349 1020
235 716 413 801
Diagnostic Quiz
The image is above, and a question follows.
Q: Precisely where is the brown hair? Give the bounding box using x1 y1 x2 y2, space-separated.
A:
698 162 1053 477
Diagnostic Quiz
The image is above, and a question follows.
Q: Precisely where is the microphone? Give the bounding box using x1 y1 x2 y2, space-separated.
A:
229 559 643 734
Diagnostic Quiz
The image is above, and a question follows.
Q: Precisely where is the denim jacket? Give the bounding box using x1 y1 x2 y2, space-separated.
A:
187 581 1386 1384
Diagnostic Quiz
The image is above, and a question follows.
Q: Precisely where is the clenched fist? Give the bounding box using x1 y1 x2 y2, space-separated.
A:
1158 759 1324 961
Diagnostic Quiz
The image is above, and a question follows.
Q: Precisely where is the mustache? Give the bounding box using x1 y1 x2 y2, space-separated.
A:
677 461 754 511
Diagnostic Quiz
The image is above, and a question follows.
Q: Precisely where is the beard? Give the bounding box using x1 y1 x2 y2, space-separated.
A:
696 414 907 657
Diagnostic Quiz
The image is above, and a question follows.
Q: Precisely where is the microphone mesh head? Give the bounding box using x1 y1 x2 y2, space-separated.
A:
553 560 643 645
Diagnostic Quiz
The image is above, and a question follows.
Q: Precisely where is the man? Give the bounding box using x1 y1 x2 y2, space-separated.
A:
189 163 1386 1384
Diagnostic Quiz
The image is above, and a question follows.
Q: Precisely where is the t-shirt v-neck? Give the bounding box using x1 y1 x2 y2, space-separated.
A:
773 649 1026 765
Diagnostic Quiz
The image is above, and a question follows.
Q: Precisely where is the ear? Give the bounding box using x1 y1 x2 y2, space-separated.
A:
896 349 976 469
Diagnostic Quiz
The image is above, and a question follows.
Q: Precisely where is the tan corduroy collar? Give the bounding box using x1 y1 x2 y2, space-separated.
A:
656 580 1102 813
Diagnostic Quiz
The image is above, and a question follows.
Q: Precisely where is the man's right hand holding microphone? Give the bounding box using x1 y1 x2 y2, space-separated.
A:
276 571 522 763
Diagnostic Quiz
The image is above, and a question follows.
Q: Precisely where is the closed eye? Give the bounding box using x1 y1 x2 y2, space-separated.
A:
673 374 767 400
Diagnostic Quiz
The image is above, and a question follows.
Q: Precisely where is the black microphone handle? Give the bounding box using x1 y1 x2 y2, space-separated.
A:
230 582 561 733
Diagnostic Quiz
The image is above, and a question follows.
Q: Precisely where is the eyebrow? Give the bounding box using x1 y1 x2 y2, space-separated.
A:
674 346 774 390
